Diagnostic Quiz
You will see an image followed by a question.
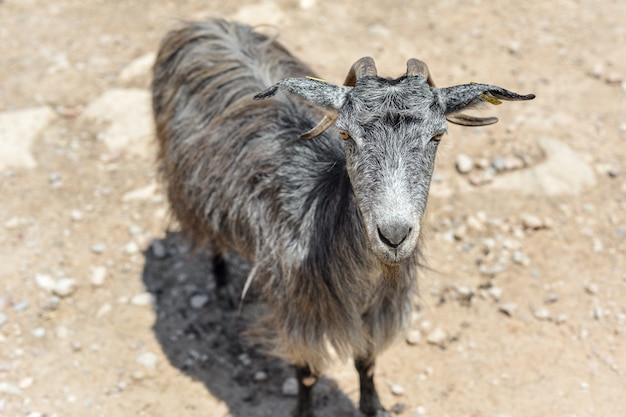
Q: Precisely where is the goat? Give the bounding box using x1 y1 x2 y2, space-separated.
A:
152 19 534 417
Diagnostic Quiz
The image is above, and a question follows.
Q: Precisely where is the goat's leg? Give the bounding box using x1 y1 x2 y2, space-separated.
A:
212 252 235 308
355 356 390 417
291 364 317 417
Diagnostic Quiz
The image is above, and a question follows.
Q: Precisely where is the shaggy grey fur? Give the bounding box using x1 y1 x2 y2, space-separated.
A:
152 19 534 417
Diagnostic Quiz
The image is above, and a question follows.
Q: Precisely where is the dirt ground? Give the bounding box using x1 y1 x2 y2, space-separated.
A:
1 1 625 416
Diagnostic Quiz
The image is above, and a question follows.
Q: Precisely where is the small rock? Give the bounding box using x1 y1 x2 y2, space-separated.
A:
122 183 158 202
190 294 209 309
53 278 76 297
70 210 83 221
499 303 518 317
555 314 568 324
406 329 422 345
0 106 56 170
533 307 551 321
521 214 544 230
130 293 152 306
41 296 60 311
18 377 34 389
455 153 474 174
426 327 447 347
592 306 604 320
124 241 140 255
90 266 107 287
390 403 405 414
584 282 599 295
491 156 507 172
254 371 268 381
488 287 503 301
13 300 29 312
96 303 112 318
390 382 405 396
544 293 559 304
590 63 604 78
35 273 56 291
136 351 158 370
414 405 426 416
118 52 156 82
0 382 21 395
0 313 7 328
91 244 107 254
32 327 46 338
282 377 299 396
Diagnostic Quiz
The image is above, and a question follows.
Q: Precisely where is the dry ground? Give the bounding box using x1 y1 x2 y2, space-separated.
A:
1 1 625 416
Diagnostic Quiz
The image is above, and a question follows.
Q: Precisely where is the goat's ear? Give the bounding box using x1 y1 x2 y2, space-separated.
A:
438 84 535 125
254 77 350 111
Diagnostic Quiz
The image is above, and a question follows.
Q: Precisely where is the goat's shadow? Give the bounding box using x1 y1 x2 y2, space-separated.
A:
141 232 362 417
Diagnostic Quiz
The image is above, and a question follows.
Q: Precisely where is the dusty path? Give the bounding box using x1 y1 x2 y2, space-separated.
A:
1 1 625 416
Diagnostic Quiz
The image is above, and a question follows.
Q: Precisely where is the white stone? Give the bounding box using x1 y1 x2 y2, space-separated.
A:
137 351 158 370
390 382 405 396
131 292 153 306
406 329 422 345
190 294 209 309
53 278 76 297
90 266 107 287
118 53 156 82
455 153 474 174
426 327 447 346
124 241 140 255
35 273 56 292
0 107 55 170
487 137 596 195
281 377 299 396
122 182 158 202
81 89 153 155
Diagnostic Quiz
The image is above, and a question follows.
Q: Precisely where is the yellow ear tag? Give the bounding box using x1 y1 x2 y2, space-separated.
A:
470 81 502 105
306 76 328 83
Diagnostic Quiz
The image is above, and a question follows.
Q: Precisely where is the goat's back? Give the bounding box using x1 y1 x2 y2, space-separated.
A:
152 20 344 256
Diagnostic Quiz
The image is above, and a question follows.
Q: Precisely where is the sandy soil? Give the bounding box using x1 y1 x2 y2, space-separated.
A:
1 1 625 416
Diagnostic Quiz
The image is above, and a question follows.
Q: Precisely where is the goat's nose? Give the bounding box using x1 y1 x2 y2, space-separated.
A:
377 222 411 249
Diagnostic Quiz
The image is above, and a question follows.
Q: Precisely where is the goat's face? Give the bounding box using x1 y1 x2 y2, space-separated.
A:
336 77 444 265
254 58 534 265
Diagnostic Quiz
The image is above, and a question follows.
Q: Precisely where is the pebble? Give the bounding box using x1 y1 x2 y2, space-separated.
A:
521 214 544 230
390 382 405 396
136 351 158 370
583 282 598 295
130 293 152 306
32 327 46 338
190 294 209 309
0 382 21 395
124 241 140 255
406 329 422 345
90 266 107 287
534 307 551 321
426 327 447 347
13 300 29 312
70 210 83 221
0 313 7 328
254 371 268 381
281 377 299 396
53 278 76 297
455 153 474 174
35 274 76 297
499 303 518 317
91 244 107 254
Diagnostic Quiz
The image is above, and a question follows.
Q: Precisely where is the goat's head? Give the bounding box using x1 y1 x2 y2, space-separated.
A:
254 57 534 265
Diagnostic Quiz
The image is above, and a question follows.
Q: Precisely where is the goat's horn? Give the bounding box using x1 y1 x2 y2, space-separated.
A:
406 58 436 87
300 114 338 140
446 114 499 126
343 56 377 86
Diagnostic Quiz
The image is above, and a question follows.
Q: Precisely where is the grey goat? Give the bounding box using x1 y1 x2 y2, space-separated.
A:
152 19 534 417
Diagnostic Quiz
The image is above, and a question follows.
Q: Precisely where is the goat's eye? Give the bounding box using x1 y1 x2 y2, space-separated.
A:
431 133 444 142
339 130 351 140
